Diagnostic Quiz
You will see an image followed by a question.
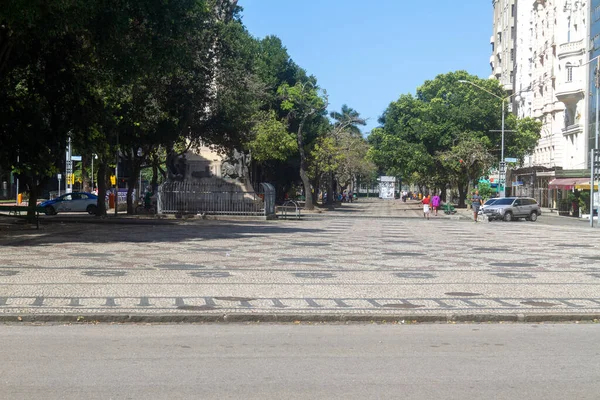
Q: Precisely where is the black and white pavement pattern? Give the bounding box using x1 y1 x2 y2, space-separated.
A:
1 199 599 317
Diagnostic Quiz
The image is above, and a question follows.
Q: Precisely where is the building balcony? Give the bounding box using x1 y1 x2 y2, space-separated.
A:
557 39 585 59
490 35 494 44
562 123 583 136
555 80 585 104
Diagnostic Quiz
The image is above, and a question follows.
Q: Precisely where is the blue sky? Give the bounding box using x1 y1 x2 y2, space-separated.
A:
238 0 492 133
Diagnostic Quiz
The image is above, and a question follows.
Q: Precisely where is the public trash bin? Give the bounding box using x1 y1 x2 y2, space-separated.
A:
108 193 115 208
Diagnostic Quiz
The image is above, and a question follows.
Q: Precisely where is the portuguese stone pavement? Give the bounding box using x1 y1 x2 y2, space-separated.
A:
0 199 599 319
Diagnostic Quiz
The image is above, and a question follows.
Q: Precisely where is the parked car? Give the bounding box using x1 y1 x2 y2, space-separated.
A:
479 198 499 215
39 192 98 215
483 197 541 222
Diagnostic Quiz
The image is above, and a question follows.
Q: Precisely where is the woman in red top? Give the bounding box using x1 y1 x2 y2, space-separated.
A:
421 194 431 220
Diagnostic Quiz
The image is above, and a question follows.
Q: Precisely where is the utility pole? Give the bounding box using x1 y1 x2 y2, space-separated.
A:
592 64 600 227
500 98 506 197
114 132 119 216
15 153 19 204
66 136 73 194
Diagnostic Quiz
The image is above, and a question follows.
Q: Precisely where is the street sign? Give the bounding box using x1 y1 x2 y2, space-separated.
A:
57 174 62 180
499 161 506 173
504 157 517 163
71 155 82 161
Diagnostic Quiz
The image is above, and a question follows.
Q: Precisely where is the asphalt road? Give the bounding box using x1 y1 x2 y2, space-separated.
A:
0 323 599 400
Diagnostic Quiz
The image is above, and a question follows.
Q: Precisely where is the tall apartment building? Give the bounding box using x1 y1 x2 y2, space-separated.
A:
589 0 600 155
491 0 517 93
514 1 533 119
491 0 591 206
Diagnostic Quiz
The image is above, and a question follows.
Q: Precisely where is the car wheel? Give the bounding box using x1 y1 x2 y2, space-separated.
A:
86 205 98 215
44 206 56 216
529 211 538 222
503 211 513 222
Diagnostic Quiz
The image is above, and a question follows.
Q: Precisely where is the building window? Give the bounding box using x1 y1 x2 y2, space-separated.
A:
566 63 573 82
511 49 514 62
511 26 515 39
498 32 502 44
511 4 515 17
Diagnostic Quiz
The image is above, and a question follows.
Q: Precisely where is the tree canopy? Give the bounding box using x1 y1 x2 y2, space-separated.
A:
369 71 541 205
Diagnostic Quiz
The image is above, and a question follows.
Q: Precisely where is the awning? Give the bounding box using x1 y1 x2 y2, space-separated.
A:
548 177 590 189
575 181 599 190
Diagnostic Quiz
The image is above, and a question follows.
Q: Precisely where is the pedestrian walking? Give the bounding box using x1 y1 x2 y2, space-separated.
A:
431 193 440 216
471 189 482 222
421 194 431 220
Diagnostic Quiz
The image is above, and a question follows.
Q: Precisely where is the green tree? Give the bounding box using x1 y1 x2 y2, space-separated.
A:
437 135 495 207
246 110 297 162
278 82 328 210
370 70 542 203
325 105 367 204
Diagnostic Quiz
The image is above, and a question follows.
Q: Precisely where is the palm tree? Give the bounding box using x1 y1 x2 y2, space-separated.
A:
326 105 366 205
330 104 365 137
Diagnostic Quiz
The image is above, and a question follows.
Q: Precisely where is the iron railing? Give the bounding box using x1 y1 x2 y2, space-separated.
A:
157 181 275 217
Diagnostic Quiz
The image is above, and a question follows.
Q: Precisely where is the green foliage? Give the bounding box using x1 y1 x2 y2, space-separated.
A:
310 136 344 176
437 135 495 187
278 82 327 116
369 70 543 200
476 181 494 200
247 110 297 162
506 116 542 163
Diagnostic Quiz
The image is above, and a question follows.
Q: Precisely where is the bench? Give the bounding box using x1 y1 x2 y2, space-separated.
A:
0 205 46 229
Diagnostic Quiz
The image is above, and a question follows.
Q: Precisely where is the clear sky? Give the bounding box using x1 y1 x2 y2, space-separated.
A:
238 0 492 133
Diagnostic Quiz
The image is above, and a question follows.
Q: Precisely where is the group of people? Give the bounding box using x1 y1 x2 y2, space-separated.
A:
321 190 355 203
401 191 422 202
420 193 441 220
420 190 484 222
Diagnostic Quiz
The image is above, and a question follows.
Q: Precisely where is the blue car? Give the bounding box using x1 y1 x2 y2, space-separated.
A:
39 192 98 215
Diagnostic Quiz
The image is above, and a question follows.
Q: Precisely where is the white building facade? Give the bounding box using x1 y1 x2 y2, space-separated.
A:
491 0 591 206
491 0 517 93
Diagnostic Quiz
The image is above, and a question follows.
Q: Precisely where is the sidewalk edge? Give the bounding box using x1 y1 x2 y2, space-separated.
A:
1 312 599 324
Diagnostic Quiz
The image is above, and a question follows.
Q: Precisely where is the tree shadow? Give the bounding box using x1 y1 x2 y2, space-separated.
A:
1 218 325 247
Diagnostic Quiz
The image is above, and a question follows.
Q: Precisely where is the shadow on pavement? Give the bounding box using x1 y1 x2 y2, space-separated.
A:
1 219 325 247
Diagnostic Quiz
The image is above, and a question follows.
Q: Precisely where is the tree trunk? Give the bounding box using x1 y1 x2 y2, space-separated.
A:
82 155 90 193
26 179 40 219
151 156 159 193
126 163 140 215
310 176 319 205
327 172 334 207
96 161 107 216
296 117 313 210
457 183 467 208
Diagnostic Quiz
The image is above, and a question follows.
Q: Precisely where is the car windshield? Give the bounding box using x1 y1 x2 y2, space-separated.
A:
484 199 497 205
492 198 514 205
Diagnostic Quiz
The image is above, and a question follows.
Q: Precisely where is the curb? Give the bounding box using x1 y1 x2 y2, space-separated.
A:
2 312 599 324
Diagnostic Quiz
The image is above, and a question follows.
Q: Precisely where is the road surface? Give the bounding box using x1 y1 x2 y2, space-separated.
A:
0 323 598 399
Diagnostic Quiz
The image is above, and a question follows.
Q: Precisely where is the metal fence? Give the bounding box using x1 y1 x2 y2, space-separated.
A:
157 181 275 218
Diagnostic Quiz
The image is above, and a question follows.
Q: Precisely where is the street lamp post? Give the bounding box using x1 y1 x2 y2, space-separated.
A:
91 154 98 193
457 80 523 198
